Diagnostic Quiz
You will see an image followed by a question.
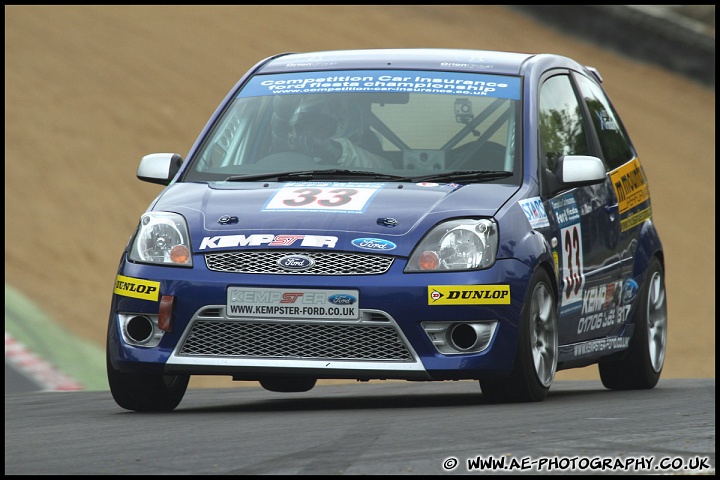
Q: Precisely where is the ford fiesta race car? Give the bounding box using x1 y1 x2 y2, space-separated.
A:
107 48 667 411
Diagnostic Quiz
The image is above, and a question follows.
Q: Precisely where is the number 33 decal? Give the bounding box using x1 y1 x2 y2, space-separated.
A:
282 188 357 207
264 184 382 212
561 224 585 306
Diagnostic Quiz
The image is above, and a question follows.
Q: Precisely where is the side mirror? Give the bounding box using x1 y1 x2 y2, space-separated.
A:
136 153 184 185
543 155 606 197
558 155 606 187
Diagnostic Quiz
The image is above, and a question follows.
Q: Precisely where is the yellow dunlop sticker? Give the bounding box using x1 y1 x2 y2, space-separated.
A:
114 274 160 301
428 285 511 305
610 158 650 214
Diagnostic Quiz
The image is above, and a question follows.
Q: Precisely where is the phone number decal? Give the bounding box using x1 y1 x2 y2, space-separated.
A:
263 182 384 213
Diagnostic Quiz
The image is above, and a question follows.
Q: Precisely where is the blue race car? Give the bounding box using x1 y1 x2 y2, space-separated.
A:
107 48 667 411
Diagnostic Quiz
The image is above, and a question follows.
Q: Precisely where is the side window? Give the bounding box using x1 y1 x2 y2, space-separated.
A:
575 74 635 170
538 74 591 194
539 75 591 170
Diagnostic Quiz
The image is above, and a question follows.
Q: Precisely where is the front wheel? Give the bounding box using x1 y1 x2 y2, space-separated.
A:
480 268 558 403
599 257 667 390
107 353 189 412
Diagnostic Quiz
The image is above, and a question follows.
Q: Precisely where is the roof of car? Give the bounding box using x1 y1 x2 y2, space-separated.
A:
257 48 540 76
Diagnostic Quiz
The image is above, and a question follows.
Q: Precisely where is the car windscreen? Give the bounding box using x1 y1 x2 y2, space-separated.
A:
185 69 522 183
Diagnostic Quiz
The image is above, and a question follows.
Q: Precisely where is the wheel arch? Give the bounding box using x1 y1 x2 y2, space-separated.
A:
633 219 665 278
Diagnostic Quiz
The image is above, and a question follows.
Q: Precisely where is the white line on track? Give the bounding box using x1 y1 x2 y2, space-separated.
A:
5 331 84 391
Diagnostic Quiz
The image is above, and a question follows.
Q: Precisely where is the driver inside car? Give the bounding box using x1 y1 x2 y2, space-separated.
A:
286 95 393 169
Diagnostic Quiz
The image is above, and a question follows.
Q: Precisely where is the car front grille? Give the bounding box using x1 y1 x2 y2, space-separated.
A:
177 309 414 362
204 250 394 275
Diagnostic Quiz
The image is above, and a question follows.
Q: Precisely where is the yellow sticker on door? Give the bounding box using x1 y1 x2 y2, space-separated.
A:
114 274 160 301
428 285 510 305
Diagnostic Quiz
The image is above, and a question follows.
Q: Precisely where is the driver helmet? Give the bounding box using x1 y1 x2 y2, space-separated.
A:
289 94 365 142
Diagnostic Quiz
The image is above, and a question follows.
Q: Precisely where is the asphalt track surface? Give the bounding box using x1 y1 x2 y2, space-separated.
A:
4 379 715 475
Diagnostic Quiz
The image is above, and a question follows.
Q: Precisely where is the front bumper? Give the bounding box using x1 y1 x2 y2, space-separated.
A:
107 253 533 381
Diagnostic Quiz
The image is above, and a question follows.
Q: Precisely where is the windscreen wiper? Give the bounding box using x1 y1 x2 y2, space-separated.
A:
405 170 513 183
225 169 407 182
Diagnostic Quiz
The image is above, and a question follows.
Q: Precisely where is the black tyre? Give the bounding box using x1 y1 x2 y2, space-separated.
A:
480 268 558 403
259 377 317 393
107 352 189 412
599 258 667 390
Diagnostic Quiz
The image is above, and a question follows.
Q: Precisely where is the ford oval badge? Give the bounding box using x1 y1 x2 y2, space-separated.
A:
327 294 357 305
277 254 314 270
351 238 397 251
622 279 639 304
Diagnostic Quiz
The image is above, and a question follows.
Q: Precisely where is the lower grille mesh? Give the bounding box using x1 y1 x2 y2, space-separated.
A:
178 320 414 361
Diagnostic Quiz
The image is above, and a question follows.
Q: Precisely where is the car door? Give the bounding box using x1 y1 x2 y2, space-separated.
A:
573 71 648 336
537 72 623 345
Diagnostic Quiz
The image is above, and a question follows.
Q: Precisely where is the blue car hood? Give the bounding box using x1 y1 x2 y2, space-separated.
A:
154 181 518 254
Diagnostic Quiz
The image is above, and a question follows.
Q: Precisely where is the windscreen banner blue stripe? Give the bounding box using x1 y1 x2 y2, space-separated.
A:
238 70 521 100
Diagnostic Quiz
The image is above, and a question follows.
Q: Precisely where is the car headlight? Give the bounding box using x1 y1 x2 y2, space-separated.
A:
129 212 193 267
405 219 498 272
